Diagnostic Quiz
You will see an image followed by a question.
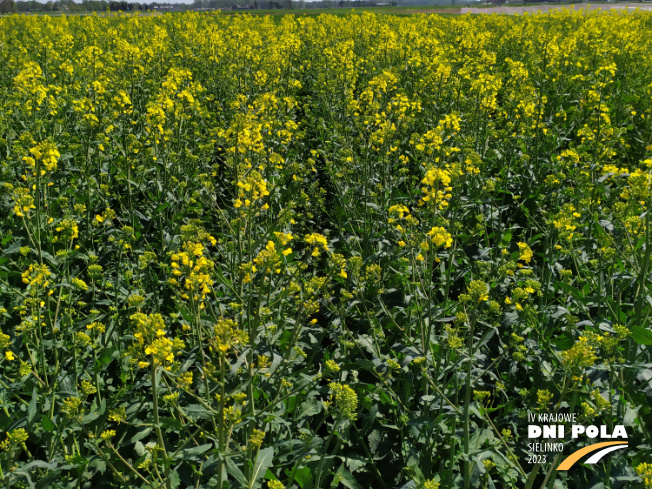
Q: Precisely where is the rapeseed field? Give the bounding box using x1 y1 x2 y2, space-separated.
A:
0 9 652 489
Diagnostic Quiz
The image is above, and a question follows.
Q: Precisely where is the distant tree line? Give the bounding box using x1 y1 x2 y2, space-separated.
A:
0 0 15 12
191 0 396 7
0 0 182 12
0 0 451 14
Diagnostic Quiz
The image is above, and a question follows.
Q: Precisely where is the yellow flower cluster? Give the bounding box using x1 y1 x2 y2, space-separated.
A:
388 204 410 221
537 389 553 408
11 187 36 218
581 327 630 363
636 462 652 489
419 168 452 209
130 313 185 370
274 231 294 256
253 241 282 275
23 141 61 174
0 428 29 452
170 242 214 303
112 90 132 115
21 263 51 289
388 204 419 235
239 234 293 284
95 207 116 224
108 407 127 424
460 280 489 303
552 204 581 241
0 330 14 361
249 429 266 448
562 337 598 370
426 227 453 248
305 233 329 257
213 318 248 354
327 382 358 421
601 164 629 177
72 278 89 291
581 389 610 419
234 171 270 209
62 396 82 418
54 219 79 242
625 168 651 202
13 62 47 113
517 242 533 264
100 429 116 441
412 114 461 156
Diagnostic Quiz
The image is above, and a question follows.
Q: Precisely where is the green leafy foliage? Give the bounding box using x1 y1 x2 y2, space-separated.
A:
0 8 651 489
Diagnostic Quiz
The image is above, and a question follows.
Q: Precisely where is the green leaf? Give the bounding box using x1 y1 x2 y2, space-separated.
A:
297 399 321 419
182 443 212 458
279 330 293 351
95 398 107 416
28 388 37 424
168 470 180 489
334 465 362 489
630 326 652 345
623 405 640 426
552 333 573 350
97 348 115 367
181 404 212 421
40 251 58 266
41 415 55 432
294 467 313 489
3 241 22 255
82 411 100 423
89 458 107 474
368 430 383 456
225 457 248 486
342 455 366 473
130 427 152 443
249 447 274 489
134 442 147 457
15 461 57 489
502 311 519 327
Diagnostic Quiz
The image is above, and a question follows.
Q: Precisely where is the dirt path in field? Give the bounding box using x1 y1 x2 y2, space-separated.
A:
461 2 652 14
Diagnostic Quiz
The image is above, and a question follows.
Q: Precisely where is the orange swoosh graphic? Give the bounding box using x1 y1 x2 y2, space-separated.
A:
556 441 628 470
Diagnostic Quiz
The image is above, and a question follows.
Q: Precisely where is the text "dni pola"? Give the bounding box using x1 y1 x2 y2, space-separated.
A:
529 425 627 439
